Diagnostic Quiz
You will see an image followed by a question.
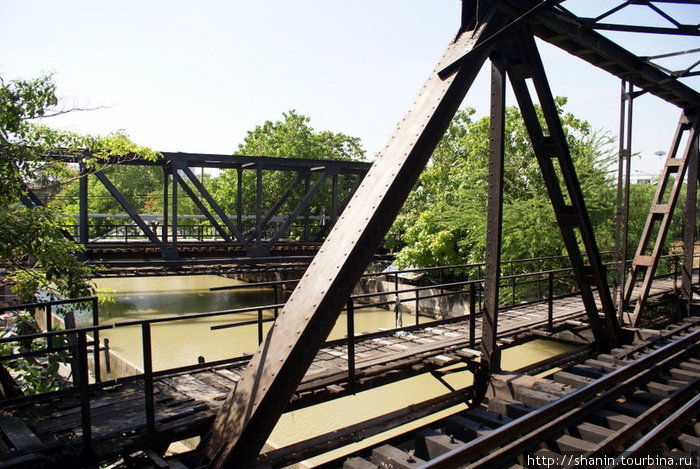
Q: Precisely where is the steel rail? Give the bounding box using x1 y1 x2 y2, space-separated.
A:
606 394 700 468
419 329 700 468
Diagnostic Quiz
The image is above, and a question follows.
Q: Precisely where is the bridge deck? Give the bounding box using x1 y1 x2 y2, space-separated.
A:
0 277 678 466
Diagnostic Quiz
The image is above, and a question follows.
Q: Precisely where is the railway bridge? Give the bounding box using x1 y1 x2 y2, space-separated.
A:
22 153 372 271
5 0 700 467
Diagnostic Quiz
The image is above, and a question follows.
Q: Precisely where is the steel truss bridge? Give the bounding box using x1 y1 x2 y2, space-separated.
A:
10 0 700 467
23 153 372 268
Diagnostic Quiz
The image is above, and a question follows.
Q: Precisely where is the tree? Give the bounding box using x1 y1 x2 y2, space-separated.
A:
388 98 618 276
208 111 366 238
52 163 165 238
0 74 157 303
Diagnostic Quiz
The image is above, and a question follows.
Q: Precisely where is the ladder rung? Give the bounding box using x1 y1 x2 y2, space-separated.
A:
650 204 670 214
665 158 684 167
535 136 558 157
633 255 654 267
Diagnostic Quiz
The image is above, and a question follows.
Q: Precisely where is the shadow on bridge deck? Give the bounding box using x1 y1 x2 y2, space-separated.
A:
0 277 681 467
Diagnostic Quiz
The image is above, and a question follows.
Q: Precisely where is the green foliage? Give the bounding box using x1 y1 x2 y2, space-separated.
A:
234 110 364 161
0 311 70 395
390 98 618 276
208 111 366 237
1 74 157 303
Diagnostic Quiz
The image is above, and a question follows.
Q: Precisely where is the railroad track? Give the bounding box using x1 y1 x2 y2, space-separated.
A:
303 318 700 469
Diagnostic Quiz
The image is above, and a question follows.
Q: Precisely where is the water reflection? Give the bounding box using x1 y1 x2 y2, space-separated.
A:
92 275 399 373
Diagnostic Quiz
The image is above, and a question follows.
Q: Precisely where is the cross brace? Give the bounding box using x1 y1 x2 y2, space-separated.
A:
199 5 511 467
499 27 624 349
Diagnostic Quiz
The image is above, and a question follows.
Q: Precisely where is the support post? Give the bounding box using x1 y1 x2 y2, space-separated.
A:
200 7 507 466
548 271 554 331
78 162 89 246
346 299 356 394
681 133 699 316
172 168 179 249
77 331 92 453
162 166 169 243
91 297 101 383
237 168 243 233
331 172 338 225
303 172 310 241
469 282 477 350
256 166 262 247
481 53 506 373
142 323 155 434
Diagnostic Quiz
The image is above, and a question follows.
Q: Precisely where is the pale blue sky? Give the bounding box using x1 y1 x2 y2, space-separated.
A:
1 1 698 177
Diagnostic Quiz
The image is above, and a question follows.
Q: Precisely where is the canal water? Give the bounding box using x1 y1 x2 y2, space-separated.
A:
93 275 400 372
93 275 574 467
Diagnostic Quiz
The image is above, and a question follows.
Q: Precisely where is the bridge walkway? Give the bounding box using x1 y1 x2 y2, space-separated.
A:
0 277 679 467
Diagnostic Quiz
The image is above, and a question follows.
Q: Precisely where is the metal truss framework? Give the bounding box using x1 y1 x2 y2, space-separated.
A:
25 153 370 260
622 111 699 325
198 0 700 464
18 1 697 466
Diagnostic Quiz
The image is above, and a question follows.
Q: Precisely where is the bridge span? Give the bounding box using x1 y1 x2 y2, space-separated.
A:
0 269 686 467
9 0 700 467
23 153 371 268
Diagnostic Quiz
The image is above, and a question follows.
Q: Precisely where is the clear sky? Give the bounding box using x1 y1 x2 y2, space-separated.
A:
1 1 698 178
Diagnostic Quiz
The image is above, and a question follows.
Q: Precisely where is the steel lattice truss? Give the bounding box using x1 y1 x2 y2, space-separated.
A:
555 1 699 79
495 0 700 109
200 2 700 467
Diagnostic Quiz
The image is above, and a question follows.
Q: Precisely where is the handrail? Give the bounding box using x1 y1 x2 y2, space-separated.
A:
0 296 98 313
0 324 113 344
0 252 686 458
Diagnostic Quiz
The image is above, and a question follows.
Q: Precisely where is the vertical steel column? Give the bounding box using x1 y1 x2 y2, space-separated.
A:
78 162 89 245
613 80 634 321
507 28 622 349
172 168 178 249
162 166 169 243
346 299 356 394
623 111 700 325
236 168 243 233
304 172 311 241
142 323 155 434
681 133 699 316
331 172 338 226
481 53 506 373
256 166 263 247
77 331 92 453
200 7 506 466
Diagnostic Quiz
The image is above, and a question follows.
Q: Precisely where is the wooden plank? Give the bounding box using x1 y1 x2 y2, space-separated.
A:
212 368 240 382
161 375 227 406
0 416 44 451
193 372 237 393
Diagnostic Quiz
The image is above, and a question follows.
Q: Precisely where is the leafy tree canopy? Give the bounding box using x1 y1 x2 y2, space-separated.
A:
1 74 157 302
235 110 365 160
389 98 620 273
208 111 366 232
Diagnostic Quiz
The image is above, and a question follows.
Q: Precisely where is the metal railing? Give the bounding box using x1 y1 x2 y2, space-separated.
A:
0 252 689 454
66 217 335 244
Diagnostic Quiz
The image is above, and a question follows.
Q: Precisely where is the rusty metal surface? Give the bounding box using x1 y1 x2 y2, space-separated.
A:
506 27 623 348
623 111 700 325
200 5 511 467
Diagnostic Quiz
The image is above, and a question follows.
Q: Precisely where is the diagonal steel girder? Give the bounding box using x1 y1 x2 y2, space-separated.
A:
507 27 624 348
199 5 512 468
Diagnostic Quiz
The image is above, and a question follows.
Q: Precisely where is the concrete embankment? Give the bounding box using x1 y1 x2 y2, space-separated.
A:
34 307 141 380
228 270 471 320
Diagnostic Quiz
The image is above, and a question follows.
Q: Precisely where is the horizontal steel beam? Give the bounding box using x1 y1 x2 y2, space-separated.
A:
40 151 371 172
515 0 700 110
